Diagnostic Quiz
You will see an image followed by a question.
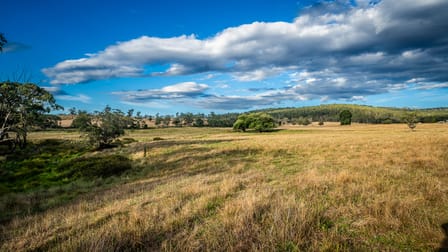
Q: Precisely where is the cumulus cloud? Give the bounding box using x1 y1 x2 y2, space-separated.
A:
43 0 448 106
112 82 209 101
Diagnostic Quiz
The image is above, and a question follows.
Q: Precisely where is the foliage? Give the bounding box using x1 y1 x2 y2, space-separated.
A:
79 106 127 148
70 110 91 129
207 112 239 127
0 82 62 150
404 111 418 131
339 110 352 125
0 33 6 52
194 117 205 127
233 112 276 132
294 116 312 126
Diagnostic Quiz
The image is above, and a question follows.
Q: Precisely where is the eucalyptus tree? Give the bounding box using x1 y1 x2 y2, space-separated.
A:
0 81 62 149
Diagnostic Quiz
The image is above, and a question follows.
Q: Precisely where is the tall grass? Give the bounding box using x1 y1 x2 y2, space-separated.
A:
1 124 447 251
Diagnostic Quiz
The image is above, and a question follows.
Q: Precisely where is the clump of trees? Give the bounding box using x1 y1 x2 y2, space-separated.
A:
0 81 62 151
293 117 312 126
72 106 127 148
233 112 276 132
339 110 352 125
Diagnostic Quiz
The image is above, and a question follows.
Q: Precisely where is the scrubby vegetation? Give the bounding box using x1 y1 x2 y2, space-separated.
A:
1 125 447 251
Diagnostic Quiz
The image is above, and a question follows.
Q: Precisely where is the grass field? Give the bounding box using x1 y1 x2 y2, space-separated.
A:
1 124 448 251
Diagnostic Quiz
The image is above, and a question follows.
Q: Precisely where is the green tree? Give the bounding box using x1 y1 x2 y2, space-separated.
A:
173 117 182 127
68 107 77 119
233 113 276 132
233 114 250 132
80 106 127 148
194 117 204 127
71 110 91 130
295 116 311 126
404 111 418 131
0 81 62 149
0 33 7 52
163 115 171 127
339 110 352 125
182 112 194 126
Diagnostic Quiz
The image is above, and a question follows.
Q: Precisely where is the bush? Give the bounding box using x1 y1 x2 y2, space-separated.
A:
57 155 132 179
233 113 276 132
339 110 352 125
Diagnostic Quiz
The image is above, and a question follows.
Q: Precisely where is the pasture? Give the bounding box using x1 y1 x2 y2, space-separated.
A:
1 123 447 251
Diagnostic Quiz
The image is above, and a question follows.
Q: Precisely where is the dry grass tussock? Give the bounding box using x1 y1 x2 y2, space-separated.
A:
1 124 448 251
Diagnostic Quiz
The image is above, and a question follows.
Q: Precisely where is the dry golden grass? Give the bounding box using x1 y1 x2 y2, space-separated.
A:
1 124 448 251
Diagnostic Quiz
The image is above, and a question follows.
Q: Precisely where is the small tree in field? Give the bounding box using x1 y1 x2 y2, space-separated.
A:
404 112 418 131
79 106 127 148
339 110 352 125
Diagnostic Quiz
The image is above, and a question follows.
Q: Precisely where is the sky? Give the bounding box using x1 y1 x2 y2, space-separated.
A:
1 0 448 115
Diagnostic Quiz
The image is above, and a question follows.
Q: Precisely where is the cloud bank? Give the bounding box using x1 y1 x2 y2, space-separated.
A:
43 0 448 109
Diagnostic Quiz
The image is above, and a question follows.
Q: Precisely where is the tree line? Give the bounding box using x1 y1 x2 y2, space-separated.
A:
255 104 448 124
69 109 239 129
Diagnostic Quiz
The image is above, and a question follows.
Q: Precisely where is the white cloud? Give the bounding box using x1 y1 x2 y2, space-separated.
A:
56 94 91 103
43 0 448 107
160 82 208 93
112 81 209 101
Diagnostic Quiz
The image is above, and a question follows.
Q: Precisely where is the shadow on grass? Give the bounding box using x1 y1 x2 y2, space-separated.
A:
0 139 133 224
136 138 238 149
440 222 448 252
148 145 262 177
235 128 285 134
0 137 255 225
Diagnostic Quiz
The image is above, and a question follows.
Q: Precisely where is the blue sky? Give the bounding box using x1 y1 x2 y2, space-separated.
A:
1 0 448 115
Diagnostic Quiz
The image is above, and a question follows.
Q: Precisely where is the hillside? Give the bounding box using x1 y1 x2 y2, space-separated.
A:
253 104 448 124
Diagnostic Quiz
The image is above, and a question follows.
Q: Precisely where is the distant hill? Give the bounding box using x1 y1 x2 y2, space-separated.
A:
251 104 448 124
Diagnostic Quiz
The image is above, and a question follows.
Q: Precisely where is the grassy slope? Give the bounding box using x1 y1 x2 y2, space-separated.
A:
1 124 448 251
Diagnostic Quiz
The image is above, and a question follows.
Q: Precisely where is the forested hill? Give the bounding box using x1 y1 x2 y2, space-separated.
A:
251 104 448 124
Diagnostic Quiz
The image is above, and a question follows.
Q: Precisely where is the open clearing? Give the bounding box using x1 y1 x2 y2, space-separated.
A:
1 124 448 251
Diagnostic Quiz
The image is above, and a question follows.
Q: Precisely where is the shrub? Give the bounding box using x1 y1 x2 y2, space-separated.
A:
233 113 276 132
339 110 352 125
